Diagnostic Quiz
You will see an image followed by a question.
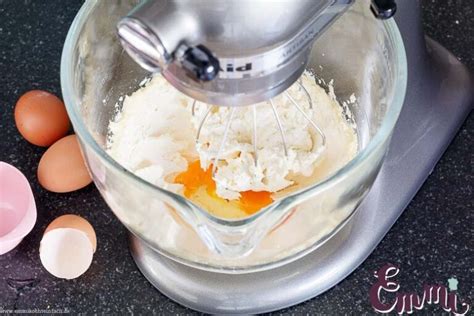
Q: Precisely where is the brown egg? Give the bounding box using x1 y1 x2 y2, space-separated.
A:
38 135 92 193
15 90 70 147
44 214 97 252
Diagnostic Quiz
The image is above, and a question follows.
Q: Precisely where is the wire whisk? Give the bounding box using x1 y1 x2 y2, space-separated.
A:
192 79 326 176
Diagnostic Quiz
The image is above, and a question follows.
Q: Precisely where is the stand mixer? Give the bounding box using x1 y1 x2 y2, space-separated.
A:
60 0 473 313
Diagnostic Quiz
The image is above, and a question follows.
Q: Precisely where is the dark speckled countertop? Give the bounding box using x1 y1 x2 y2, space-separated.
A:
0 0 472 314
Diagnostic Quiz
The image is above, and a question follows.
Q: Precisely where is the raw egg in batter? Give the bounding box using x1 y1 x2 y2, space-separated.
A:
174 161 273 219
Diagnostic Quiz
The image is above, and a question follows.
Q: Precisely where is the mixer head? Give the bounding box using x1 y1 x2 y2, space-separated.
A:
118 0 358 107
118 0 396 107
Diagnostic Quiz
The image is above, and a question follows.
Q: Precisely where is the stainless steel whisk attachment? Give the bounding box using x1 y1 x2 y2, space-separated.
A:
192 79 327 175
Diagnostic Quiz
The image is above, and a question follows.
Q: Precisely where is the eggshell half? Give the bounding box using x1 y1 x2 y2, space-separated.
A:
39 228 93 279
37 134 92 193
44 214 96 252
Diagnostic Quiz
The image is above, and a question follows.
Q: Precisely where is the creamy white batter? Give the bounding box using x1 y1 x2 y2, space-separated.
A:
107 71 358 218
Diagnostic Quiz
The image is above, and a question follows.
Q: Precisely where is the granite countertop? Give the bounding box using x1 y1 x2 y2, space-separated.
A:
0 0 472 314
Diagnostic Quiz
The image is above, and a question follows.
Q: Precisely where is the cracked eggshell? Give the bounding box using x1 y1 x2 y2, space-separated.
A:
39 228 93 279
39 215 96 279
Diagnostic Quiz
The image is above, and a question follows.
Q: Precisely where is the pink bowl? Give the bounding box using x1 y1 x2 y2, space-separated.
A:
0 162 37 255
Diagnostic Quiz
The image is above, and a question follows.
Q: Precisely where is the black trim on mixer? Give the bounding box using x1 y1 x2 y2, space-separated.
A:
180 45 220 82
371 0 397 19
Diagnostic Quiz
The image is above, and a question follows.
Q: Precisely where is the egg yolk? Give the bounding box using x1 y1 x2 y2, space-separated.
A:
174 160 273 216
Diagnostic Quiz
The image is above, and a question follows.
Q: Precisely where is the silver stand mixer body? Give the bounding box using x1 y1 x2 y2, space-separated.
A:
128 0 473 313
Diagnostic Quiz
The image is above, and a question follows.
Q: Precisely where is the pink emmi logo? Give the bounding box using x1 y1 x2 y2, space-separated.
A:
369 263 470 315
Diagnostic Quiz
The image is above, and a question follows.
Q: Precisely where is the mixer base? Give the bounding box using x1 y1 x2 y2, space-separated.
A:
129 37 472 314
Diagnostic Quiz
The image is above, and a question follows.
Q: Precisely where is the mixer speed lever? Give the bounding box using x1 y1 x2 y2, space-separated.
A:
371 0 397 19
177 44 220 82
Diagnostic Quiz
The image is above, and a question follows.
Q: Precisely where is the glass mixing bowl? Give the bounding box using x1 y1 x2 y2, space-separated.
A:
61 0 407 273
